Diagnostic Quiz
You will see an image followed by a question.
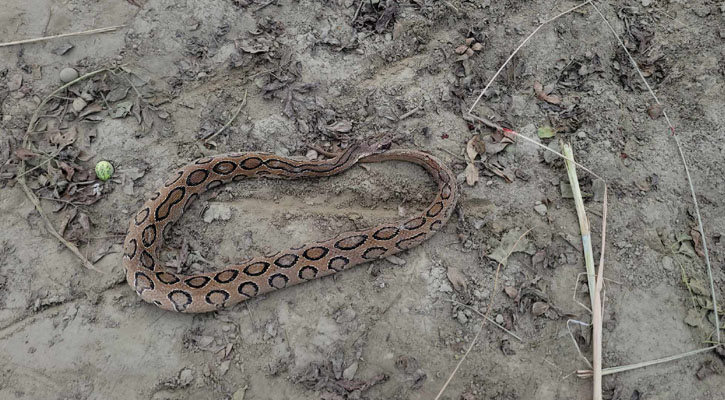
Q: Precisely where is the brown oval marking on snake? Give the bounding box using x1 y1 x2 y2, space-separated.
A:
362 246 387 259
243 262 270 277
155 187 185 222
238 281 259 298
205 290 230 306
373 227 399 241
186 169 209 186
239 157 263 170
135 208 150 226
156 271 180 285
335 234 367 250
298 266 318 280
274 254 299 268
426 201 444 218
123 147 458 313
328 256 349 272
268 273 289 289
403 217 426 230
134 271 154 295
214 269 239 284
303 246 328 261
212 161 237 175
141 224 156 247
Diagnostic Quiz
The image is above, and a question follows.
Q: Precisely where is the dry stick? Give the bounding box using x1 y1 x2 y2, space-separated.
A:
18 68 111 273
590 0 720 344
0 25 125 48
202 90 248 143
441 298 524 342
562 143 596 308
563 142 605 400
467 0 593 114
578 345 718 378
433 229 532 400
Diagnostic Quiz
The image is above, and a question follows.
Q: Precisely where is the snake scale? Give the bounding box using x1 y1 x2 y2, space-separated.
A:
122 143 458 313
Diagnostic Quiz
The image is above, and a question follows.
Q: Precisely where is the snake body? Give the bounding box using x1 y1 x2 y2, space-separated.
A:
122 144 458 313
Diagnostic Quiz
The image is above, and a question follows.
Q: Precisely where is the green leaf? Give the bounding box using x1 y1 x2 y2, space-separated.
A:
537 126 556 138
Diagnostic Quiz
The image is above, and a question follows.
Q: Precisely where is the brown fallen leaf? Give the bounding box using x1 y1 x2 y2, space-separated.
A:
465 162 479 186
326 120 352 133
533 81 561 105
14 148 38 160
465 134 485 162
446 265 467 292
647 104 664 119
531 301 549 316
504 286 518 298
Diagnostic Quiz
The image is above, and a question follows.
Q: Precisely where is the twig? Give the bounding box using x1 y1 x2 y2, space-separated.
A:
0 25 125 48
352 0 365 22
440 298 524 342
202 90 248 143
562 143 596 308
434 228 532 400
592 185 608 400
577 345 719 377
590 0 720 344
468 0 593 113
398 106 420 121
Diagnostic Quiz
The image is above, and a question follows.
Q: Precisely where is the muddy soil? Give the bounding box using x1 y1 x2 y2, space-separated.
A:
1 1 724 399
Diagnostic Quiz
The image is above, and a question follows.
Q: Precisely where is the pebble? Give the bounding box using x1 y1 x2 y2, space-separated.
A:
662 256 674 272
456 310 468 324
495 314 504 324
534 204 548 216
59 67 79 83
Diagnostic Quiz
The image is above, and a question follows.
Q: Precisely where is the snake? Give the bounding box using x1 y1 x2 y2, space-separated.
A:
122 143 458 313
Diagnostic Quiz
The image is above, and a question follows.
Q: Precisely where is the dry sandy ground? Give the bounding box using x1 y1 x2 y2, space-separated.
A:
1 1 724 399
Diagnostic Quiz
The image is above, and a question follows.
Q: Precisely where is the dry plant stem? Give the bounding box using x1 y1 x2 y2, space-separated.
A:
202 90 248 143
441 298 524 342
592 187 608 400
18 68 111 273
590 1 720 344
434 229 532 400
468 0 593 114
578 345 718 377
562 143 596 308
0 25 125 48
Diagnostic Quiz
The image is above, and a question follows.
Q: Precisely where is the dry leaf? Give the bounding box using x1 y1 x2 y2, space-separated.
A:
326 120 352 133
14 148 38 160
531 301 549 317
533 81 561 105
455 45 469 55
446 266 467 292
465 163 479 186
531 301 549 316
465 135 485 161
647 104 664 119
504 286 518 298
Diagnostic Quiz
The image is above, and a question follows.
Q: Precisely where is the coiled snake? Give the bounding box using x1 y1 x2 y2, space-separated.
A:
122 143 458 312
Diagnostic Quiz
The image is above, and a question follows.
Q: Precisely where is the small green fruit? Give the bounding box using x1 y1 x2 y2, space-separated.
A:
95 160 114 181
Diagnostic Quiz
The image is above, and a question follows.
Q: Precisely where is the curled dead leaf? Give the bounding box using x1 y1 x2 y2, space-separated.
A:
531 301 549 316
446 266 467 292
14 148 38 160
647 104 664 119
465 162 479 186
326 120 352 133
533 81 561 105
